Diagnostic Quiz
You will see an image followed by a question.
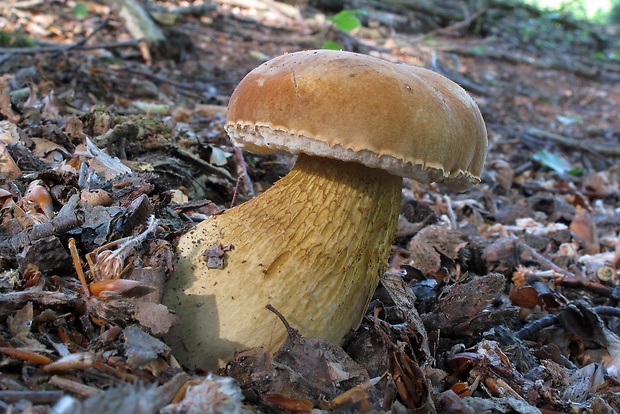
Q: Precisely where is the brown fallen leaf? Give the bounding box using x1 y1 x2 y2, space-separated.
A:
407 224 466 275
423 273 507 335
570 205 600 254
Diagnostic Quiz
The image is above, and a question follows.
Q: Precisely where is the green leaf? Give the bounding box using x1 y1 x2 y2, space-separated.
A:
322 40 343 50
328 9 363 32
568 167 585 177
72 3 89 19
470 45 485 55
533 149 575 175
555 115 582 125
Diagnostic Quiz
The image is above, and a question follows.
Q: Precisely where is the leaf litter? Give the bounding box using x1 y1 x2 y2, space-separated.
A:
0 0 620 413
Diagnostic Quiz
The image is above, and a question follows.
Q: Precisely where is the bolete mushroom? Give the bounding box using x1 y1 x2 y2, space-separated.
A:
164 50 488 370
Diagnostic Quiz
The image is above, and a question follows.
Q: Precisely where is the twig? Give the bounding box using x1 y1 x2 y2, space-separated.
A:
0 290 79 307
115 67 234 91
51 18 111 57
525 126 620 158
443 195 457 229
410 8 487 42
49 375 102 398
69 238 90 298
173 146 236 183
265 304 296 334
554 276 613 297
151 3 217 15
447 46 600 79
527 246 576 278
230 175 243 209
233 146 255 198
0 390 65 404
516 306 619 340
2 0 44 8
594 306 620 318
0 40 140 55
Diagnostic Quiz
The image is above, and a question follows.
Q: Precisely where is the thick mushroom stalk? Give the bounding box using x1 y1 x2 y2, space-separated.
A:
165 154 401 369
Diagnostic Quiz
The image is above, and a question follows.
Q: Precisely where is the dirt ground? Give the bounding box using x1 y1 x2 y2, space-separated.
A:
0 0 619 413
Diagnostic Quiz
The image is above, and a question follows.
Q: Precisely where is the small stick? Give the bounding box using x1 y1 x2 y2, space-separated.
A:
69 238 90 298
49 375 102 398
527 246 576 278
230 175 243 209
0 390 64 404
233 146 255 198
265 304 296 335
515 314 557 339
51 18 110 56
443 194 457 229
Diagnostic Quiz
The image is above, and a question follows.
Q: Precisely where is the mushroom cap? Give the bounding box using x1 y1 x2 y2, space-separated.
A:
225 50 488 191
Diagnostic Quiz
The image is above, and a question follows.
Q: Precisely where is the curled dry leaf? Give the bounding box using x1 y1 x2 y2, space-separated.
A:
509 286 545 310
570 205 600 254
488 159 514 191
23 180 54 219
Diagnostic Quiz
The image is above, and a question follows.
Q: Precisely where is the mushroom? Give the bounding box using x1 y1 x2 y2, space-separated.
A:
164 50 488 370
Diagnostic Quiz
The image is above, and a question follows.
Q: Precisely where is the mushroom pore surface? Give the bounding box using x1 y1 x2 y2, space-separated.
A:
164 154 401 369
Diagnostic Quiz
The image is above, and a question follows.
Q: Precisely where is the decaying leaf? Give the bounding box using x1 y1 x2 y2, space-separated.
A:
134 302 178 336
423 273 507 335
123 324 170 368
202 244 234 270
7 301 43 349
380 272 431 361
407 224 466 275
570 205 600 254
162 374 243 414
225 305 376 412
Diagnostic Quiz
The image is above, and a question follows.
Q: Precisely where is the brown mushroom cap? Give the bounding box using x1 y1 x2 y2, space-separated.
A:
226 49 487 191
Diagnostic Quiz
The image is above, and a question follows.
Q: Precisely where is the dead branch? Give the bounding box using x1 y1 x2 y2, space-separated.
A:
448 47 600 79
525 127 620 157
0 390 64 405
382 0 465 21
0 289 79 306
51 18 111 56
0 40 139 55
172 147 236 183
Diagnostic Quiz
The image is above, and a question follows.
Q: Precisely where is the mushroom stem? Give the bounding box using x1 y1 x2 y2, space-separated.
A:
165 154 402 369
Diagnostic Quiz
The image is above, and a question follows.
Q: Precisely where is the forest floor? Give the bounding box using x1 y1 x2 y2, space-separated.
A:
0 0 620 413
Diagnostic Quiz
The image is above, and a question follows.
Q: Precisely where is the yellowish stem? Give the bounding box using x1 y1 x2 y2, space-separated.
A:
164 154 402 369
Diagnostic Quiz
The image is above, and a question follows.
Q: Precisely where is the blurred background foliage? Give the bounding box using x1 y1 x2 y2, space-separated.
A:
524 0 619 23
